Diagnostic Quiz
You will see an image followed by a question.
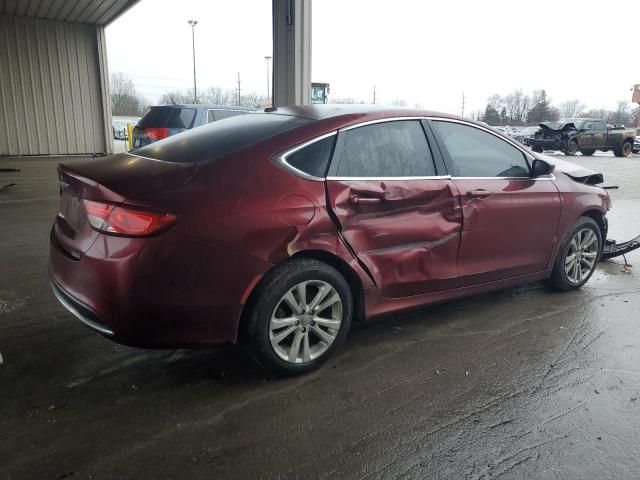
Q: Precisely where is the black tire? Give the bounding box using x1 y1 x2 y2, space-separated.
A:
532 145 544 153
548 217 602 291
580 149 596 156
243 258 353 376
614 140 633 158
564 139 578 156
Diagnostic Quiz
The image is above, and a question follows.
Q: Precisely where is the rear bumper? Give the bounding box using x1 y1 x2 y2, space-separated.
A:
50 277 114 337
49 227 272 347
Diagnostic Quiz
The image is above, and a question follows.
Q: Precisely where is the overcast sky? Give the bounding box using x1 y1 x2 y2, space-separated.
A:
106 0 638 115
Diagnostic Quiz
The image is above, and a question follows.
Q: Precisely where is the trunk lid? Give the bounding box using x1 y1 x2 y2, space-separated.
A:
53 154 197 256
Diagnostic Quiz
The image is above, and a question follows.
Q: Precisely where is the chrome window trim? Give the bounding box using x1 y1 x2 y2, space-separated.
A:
273 130 338 182
451 174 556 181
327 175 451 181
338 116 430 132
125 152 167 163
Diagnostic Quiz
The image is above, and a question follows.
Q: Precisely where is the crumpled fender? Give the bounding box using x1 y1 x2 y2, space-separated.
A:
537 154 604 185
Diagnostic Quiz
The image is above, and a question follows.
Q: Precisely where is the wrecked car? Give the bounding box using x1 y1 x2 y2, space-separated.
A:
48 106 640 375
529 118 636 156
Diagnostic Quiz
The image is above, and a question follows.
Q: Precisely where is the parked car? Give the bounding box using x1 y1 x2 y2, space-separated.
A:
51 105 618 375
512 126 540 145
111 116 140 140
131 104 254 148
633 136 640 154
528 118 636 157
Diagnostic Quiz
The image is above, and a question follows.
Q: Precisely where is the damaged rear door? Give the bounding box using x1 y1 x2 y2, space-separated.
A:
326 119 462 298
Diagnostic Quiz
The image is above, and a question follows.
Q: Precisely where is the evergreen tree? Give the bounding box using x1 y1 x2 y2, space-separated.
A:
483 104 501 125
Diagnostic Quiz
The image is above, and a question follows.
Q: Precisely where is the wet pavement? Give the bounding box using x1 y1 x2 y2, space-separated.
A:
1 154 639 479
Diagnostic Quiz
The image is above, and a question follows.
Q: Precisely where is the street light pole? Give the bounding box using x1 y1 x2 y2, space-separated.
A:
264 55 272 106
188 19 198 103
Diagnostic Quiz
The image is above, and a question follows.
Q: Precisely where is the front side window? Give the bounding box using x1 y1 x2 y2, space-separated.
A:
432 121 530 178
336 120 436 177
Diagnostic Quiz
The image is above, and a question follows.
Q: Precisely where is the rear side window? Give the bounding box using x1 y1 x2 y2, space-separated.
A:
432 121 530 178
208 110 245 122
138 107 196 129
284 135 336 178
134 113 312 163
336 120 435 177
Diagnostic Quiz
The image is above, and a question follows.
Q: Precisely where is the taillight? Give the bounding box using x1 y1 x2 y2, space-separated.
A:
83 200 176 236
144 128 169 141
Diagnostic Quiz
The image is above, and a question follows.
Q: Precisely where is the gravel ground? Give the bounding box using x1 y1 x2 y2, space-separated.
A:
1 152 639 479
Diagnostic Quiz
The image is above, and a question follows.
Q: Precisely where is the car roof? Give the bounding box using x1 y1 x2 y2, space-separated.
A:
266 104 470 123
152 104 256 111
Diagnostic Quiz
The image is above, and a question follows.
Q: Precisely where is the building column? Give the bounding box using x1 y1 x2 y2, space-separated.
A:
272 0 312 107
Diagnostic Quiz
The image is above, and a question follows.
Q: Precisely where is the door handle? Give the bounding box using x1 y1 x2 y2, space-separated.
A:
466 189 492 199
349 194 382 205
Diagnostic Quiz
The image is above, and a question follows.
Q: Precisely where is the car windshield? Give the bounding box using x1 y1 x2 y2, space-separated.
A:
134 113 312 163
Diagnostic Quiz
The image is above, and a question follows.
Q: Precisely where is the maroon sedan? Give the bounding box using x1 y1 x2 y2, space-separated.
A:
50 105 611 374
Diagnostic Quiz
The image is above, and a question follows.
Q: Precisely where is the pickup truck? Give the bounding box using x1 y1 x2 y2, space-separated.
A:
528 118 636 157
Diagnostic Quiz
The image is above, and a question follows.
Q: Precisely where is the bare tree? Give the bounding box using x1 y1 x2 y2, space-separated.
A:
609 101 632 126
503 89 529 125
390 99 408 107
203 87 236 105
559 99 586 118
110 72 146 116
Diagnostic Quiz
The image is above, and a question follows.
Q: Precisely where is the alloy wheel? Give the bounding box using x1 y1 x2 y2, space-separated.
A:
269 280 343 364
564 228 598 285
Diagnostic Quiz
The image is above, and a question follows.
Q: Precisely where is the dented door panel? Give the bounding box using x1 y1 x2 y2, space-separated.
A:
326 179 462 298
453 178 561 284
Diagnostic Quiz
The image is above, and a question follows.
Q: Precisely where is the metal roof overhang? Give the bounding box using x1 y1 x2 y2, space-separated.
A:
0 0 140 25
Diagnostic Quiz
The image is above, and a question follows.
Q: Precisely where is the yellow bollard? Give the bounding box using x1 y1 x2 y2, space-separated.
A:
127 123 134 151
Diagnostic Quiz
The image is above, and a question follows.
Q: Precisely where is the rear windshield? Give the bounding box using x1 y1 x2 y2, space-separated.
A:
138 107 196 129
134 113 312 163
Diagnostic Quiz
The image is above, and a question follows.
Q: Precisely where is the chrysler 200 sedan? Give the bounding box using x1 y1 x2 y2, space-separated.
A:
50 105 613 375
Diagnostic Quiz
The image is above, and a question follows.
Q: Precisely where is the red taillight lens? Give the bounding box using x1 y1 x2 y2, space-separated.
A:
83 200 176 236
144 128 169 141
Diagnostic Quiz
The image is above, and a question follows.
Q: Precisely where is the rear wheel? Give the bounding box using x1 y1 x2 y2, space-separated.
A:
614 140 633 157
243 258 352 375
548 217 601 291
532 145 544 153
580 149 596 156
564 139 578 156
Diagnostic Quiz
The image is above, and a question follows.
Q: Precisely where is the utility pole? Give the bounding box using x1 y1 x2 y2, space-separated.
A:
264 56 272 106
373 85 376 104
237 72 242 106
187 19 198 103
461 91 466 117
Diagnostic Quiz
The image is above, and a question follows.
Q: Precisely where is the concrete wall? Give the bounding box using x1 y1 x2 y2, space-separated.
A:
0 14 112 156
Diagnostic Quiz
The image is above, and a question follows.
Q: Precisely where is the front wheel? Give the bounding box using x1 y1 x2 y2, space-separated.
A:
564 139 578 156
548 217 601 291
580 149 596 156
243 258 353 375
532 145 544 153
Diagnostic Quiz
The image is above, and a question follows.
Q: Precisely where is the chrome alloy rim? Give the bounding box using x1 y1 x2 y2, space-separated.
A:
565 228 598 284
269 280 343 364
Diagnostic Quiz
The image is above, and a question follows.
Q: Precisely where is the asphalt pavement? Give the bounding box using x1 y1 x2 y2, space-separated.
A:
1 153 639 479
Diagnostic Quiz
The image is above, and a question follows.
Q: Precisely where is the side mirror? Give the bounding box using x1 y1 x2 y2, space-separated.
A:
531 159 555 177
